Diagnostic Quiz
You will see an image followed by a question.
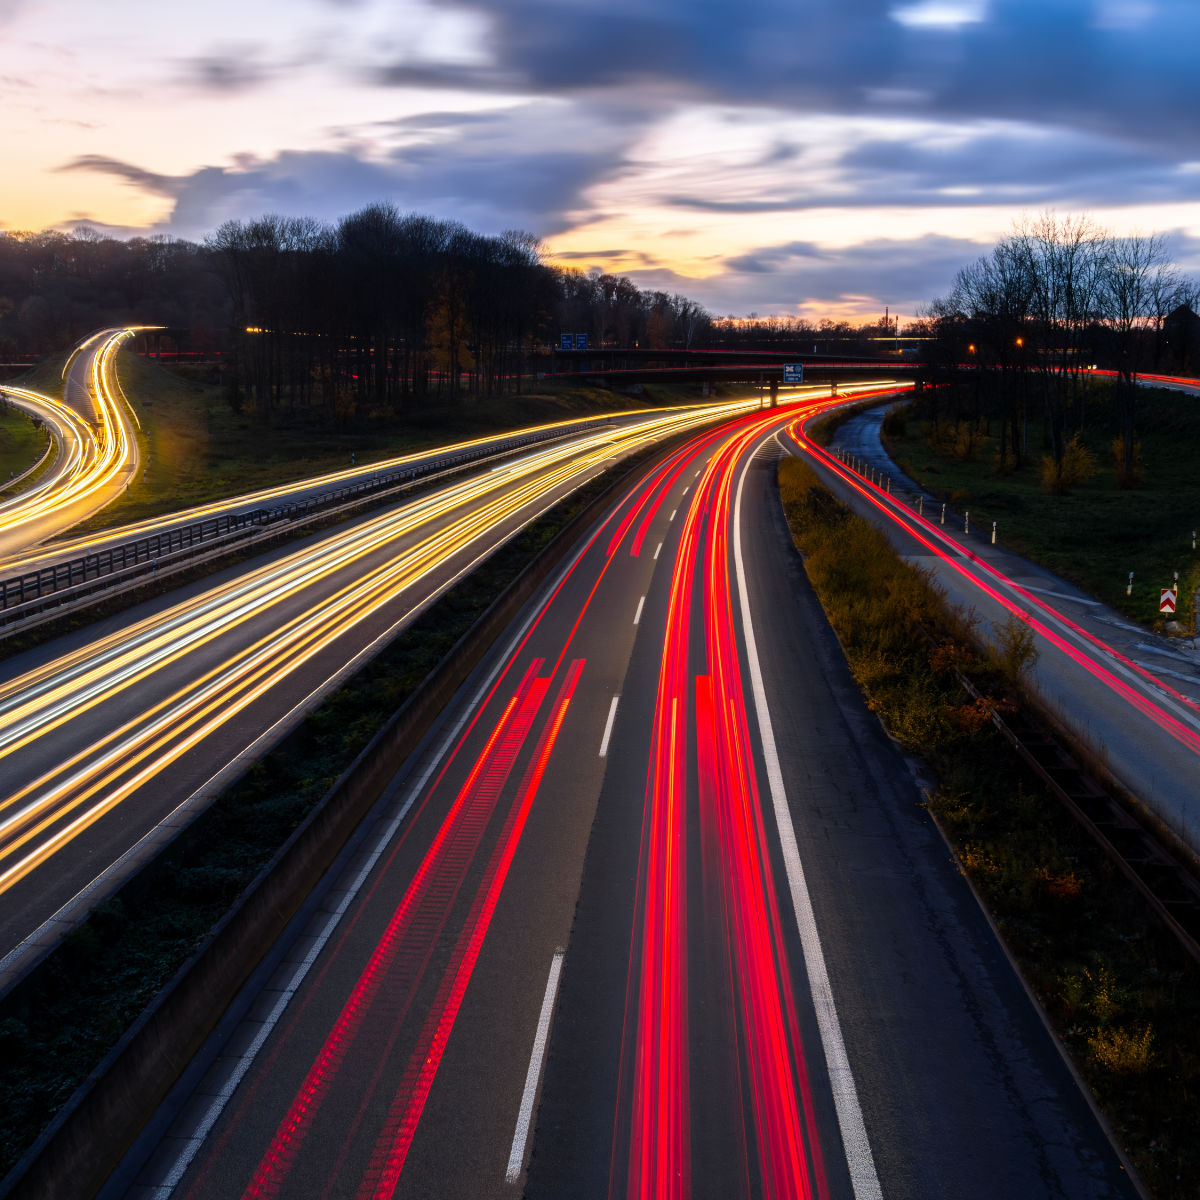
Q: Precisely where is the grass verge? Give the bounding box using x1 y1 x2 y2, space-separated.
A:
0 442 661 1181
71 351 731 533
880 383 1200 628
778 454 1200 1197
0 403 50 494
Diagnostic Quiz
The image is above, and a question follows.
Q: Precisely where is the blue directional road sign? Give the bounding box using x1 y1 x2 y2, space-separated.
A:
575 333 589 350
783 363 804 384
560 334 573 351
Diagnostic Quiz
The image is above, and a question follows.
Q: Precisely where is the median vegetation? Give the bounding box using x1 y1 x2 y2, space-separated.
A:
778 454 1200 1196
63 349 726 533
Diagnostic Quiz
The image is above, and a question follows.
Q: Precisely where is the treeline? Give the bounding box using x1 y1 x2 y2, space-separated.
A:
0 229 226 357
209 206 717 417
923 213 1200 481
707 314 904 356
0 206 724 421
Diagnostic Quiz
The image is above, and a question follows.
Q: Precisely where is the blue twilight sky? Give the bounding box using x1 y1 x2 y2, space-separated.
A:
2 0 1198 321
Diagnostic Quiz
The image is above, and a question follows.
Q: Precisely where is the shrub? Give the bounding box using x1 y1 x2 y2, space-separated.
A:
990 612 1038 686
1089 1025 1155 1074
1039 433 1096 493
881 406 907 438
1110 435 1145 489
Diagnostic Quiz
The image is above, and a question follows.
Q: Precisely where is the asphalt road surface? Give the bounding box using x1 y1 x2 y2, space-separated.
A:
0 402 745 987
110 396 1137 1199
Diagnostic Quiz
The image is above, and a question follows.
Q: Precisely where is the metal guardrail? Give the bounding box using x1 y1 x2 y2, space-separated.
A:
0 511 266 613
0 419 607 630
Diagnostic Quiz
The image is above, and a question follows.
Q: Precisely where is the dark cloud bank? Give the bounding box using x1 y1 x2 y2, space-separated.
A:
65 0 1200 313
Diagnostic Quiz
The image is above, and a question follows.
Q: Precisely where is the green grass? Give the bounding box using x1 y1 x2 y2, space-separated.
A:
0 403 50 493
6 352 70 400
882 383 1200 628
779 455 1200 1197
71 351 733 533
0 439 666 1183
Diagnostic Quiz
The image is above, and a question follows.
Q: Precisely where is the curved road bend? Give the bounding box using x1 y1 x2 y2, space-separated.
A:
0 329 141 562
0 401 747 982
821 403 1200 856
111 395 1136 1199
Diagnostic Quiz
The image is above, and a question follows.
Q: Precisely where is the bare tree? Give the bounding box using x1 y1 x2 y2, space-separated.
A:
1099 232 1169 477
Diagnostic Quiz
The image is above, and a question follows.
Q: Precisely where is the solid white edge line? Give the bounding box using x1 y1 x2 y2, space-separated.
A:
732 442 883 1200
505 949 565 1184
599 695 620 757
633 595 645 626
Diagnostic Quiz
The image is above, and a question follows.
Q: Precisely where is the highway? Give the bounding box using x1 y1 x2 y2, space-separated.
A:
110 392 1135 1199
0 329 142 562
0 404 728 578
0 394 784 984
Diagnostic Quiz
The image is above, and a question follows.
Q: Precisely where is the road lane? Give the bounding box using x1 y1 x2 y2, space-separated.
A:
0 401 754 978
801 408 1200 857
0 329 142 561
113 392 1136 1199
528 406 1135 1197
120 421 713 1199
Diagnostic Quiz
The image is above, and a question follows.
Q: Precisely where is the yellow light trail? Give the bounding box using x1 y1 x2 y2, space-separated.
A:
0 380 894 899
4 400 767 568
0 396 766 895
0 328 146 546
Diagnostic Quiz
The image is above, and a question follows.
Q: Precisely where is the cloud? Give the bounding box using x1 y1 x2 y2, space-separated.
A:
830 125 1198 209
186 45 276 93
624 233 992 318
60 156 176 197
724 242 824 273
59 100 639 238
366 0 1200 154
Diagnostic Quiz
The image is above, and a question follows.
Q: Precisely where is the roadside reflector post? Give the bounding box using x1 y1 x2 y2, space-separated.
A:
940 503 946 525
992 521 997 544
886 477 891 494
964 511 970 535
917 495 924 516
1128 570 1134 596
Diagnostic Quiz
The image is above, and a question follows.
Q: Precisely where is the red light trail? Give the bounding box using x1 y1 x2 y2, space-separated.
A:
621 398 859 1199
794 418 1200 757
185 387 897 1200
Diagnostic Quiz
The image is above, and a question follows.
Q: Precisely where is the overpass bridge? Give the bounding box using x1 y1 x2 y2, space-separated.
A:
537 345 924 388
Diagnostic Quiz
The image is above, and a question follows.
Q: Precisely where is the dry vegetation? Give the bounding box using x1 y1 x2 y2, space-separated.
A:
778 454 1200 1196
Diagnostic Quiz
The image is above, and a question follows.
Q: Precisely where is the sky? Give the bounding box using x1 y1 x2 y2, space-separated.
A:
2 0 1199 323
